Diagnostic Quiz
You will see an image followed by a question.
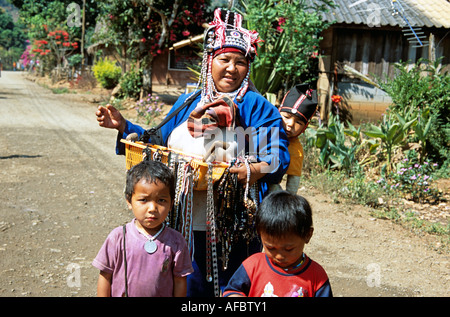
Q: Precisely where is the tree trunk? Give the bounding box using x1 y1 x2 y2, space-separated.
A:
141 60 152 99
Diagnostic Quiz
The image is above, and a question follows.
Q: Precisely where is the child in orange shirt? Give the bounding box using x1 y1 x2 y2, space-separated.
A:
271 84 318 194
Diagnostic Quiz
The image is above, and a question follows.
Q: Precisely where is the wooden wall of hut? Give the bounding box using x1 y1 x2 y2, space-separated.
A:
318 24 450 124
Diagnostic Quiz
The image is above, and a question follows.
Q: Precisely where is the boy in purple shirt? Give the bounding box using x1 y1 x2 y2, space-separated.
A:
92 161 193 296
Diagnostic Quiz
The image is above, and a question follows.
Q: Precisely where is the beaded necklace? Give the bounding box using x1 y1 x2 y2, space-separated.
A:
215 156 258 271
282 253 305 272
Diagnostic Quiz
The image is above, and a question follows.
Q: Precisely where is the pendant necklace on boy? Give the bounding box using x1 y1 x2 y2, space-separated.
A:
136 222 166 254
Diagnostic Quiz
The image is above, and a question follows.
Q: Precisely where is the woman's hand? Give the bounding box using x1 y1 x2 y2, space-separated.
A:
96 104 126 134
229 161 269 186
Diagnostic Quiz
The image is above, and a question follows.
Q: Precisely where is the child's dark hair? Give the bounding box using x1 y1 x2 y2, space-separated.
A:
125 160 175 202
256 191 313 239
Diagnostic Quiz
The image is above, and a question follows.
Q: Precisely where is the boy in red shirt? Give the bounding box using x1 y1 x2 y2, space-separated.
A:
223 191 332 297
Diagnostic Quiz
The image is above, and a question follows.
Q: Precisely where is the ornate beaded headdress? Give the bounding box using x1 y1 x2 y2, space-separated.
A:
196 8 262 103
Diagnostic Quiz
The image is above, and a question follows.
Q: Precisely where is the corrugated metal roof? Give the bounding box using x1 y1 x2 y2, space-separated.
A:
320 0 450 28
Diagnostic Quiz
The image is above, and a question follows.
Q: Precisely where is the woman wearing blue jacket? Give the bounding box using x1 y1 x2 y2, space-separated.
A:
96 8 289 296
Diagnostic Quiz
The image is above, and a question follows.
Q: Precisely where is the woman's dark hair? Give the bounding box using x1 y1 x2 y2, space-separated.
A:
125 160 175 202
256 190 313 239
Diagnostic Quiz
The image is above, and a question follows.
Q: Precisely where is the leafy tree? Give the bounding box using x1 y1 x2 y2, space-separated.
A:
94 0 209 94
30 26 79 72
0 8 26 69
241 0 335 97
12 0 65 39
11 0 100 39
11 0 101 72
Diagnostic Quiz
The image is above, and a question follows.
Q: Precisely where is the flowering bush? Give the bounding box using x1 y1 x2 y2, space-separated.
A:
100 0 207 59
20 45 34 68
29 26 79 73
377 150 442 203
47 30 78 50
331 95 342 103
32 40 50 56
135 95 164 125
32 27 79 56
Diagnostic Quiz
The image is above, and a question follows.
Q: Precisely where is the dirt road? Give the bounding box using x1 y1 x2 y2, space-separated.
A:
0 71 448 297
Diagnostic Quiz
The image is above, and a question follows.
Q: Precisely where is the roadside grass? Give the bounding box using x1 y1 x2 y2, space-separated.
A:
302 170 449 253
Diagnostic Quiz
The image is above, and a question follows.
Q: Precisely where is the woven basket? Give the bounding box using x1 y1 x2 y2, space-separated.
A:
120 139 229 190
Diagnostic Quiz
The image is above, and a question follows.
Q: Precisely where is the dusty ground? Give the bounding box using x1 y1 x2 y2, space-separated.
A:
0 71 448 297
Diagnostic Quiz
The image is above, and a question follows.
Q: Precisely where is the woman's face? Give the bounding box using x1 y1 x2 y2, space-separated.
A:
211 52 249 93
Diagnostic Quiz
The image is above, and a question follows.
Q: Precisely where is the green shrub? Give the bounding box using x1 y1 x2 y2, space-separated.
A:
92 58 121 89
68 54 83 67
378 58 450 168
344 168 384 206
119 67 143 99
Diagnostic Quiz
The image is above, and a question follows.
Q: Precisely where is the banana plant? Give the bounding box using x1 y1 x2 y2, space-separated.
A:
311 114 362 173
363 112 417 171
412 108 433 163
328 138 359 171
